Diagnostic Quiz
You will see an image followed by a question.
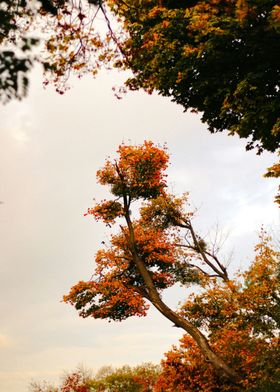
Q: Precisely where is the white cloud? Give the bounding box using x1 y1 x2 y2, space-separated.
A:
1 106 33 145
0 333 15 348
10 127 30 144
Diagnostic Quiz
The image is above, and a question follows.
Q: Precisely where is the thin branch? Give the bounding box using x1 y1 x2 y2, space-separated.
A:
179 219 229 281
99 2 132 66
188 262 210 277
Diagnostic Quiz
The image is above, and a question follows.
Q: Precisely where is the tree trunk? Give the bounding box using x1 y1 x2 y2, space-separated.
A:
132 250 239 383
123 197 239 384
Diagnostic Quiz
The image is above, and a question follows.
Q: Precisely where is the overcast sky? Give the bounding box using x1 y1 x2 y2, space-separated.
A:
0 67 279 391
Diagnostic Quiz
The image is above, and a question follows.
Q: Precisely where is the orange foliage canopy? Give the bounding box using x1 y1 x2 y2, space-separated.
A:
65 141 183 321
64 141 219 323
65 224 178 320
96 140 169 200
155 235 280 391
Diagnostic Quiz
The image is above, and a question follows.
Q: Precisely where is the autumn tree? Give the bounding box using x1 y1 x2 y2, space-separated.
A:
29 363 160 392
3 1 280 153
89 363 160 391
64 141 247 384
30 370 91 392
155 234 280 391
106 0 280 153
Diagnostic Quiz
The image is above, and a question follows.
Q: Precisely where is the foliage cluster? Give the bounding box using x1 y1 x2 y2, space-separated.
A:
264 151 280 204
112 0 280 152
0 0 39 102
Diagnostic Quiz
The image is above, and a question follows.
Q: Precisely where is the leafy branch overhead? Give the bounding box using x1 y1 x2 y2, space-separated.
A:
2 0 280 153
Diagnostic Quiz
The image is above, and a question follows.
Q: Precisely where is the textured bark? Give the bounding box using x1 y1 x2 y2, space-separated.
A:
133 250 238 382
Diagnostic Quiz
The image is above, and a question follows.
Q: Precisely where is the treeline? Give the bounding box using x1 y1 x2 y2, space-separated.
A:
30 363 160 392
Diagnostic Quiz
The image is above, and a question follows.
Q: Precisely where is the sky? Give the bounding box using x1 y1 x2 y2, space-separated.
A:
0 66 279 392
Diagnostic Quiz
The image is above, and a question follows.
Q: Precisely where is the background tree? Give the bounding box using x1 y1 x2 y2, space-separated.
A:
154 234 280 391
89 363 160 391
29 363 160 392
30 367 91 392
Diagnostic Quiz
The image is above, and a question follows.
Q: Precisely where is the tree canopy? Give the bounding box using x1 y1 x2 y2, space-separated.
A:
2 0 280 153
111 0 280 153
